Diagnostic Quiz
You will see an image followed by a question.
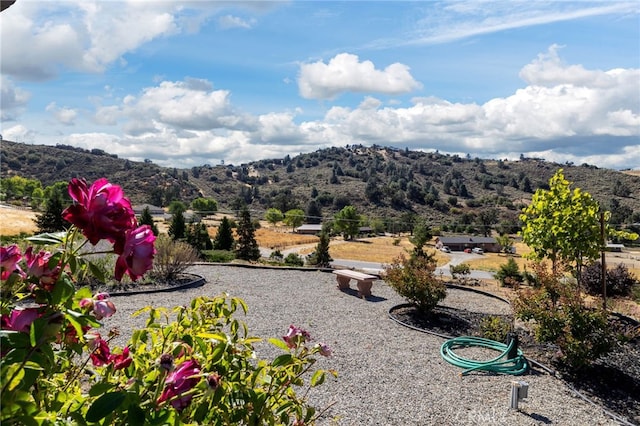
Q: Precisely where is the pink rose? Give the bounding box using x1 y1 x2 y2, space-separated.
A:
89 337 111 366
315 342 332 357
81 293 116 320
283 325 311 349
62 178 136 245
114 225 156 281
79 298 93 310
93 298 116 320
24 247 61 290
1 244 25 281
0 307 42 333
157 359 201 411
109 347 132 370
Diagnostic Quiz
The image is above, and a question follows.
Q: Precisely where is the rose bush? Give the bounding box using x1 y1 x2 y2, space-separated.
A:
1 178 335 425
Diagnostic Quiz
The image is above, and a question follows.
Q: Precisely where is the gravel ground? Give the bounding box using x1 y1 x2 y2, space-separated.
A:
101 265 633 426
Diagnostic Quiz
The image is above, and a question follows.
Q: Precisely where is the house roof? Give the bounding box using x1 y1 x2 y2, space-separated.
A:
132 204 164 214
437 236 497 244
295 224 323 232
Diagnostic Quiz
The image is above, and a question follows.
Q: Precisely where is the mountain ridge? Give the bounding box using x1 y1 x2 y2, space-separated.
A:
2 140 639 230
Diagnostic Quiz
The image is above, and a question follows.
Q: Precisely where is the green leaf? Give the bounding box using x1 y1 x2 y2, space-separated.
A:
268 337 290 351
51 274 75 304
127 402 146 426
85 391 126 423
89 383 115 397
271 354 293 367
4 363 25 391
197 332 228 342
210 342 227 365
74 286 93 300
310 370 325 387
87 260 107 283
26 232 65 245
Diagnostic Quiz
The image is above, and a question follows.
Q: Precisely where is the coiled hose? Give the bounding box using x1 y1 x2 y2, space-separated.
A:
440 335 529 376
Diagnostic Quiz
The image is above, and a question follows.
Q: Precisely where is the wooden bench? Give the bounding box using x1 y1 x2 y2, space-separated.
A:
332 269 377 297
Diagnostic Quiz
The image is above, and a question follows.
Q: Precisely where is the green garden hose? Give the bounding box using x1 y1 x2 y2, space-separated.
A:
440 336 529 376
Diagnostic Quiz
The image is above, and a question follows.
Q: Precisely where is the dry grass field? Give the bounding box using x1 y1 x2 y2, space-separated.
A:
2 206 638 278
0 206 38 236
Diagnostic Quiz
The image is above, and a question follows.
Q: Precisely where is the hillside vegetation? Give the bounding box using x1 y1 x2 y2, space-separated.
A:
2 140 639 232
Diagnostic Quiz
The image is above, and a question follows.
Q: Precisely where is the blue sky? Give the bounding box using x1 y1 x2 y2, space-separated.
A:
1 1 639 169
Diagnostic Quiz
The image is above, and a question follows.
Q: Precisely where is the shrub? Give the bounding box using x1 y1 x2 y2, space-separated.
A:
284 253 304 267
383 254 446 314
582 262 639 297
512 263 615 369
151 235 200 281
449 263 470 279
480 316 512 342
494 258 523 287
269 249 284 262
202 249 236 263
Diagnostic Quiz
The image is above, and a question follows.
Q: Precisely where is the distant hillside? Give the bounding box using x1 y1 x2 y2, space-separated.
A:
2 140 639 231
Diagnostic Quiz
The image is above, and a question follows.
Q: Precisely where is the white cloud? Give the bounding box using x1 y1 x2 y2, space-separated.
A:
519 44 626 88
46 102 77 126
0 76 30 120
217 14 255 30
90 78 252 137
298 53 423 100
2 124 37 143
0 1 224 80
371 1 640 49
33 47 640 170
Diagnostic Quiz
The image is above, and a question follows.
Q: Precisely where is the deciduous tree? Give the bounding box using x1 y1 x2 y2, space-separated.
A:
520 169 604 285
284 209 305 231
265 208 284 227
334 205 361 240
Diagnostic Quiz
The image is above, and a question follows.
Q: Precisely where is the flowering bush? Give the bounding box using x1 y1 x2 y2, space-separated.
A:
1 178 335 425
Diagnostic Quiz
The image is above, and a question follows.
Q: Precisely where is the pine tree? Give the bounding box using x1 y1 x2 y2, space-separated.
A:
186 222 213 254
168 206 186 240
138 206 159 236
213 216 234 250
306 200 322 224
309 228 332 267
35 195 68 233
235 208 260 261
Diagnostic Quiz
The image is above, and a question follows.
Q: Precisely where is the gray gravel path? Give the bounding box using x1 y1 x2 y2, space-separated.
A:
101 265 622 425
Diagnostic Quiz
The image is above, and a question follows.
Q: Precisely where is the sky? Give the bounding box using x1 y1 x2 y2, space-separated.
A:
1 1 639 170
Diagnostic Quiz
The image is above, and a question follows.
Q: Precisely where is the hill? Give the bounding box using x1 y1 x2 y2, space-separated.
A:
2 140 639 231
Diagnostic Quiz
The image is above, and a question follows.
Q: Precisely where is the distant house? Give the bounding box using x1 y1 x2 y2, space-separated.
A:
358 226 373 235
295 224 323 235
296 224 373 236
435 236 500 253
606 243 625 252
132 204 164 216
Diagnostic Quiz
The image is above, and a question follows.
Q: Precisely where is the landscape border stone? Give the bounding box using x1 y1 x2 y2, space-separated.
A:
108 273 206 297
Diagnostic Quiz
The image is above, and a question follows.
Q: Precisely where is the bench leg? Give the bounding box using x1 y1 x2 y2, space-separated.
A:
357 280 373 298
335 275 351 290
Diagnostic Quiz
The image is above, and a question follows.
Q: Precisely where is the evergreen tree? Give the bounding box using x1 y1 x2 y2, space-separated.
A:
306 200 322 224
186 222 213 254
309 228 332 267
168 206 186 240
138 206 159 236
35 195 68 233
235 208 261 261
213 216 235 251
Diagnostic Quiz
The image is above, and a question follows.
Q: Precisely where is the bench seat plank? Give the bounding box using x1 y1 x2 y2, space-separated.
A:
332 269 377 297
